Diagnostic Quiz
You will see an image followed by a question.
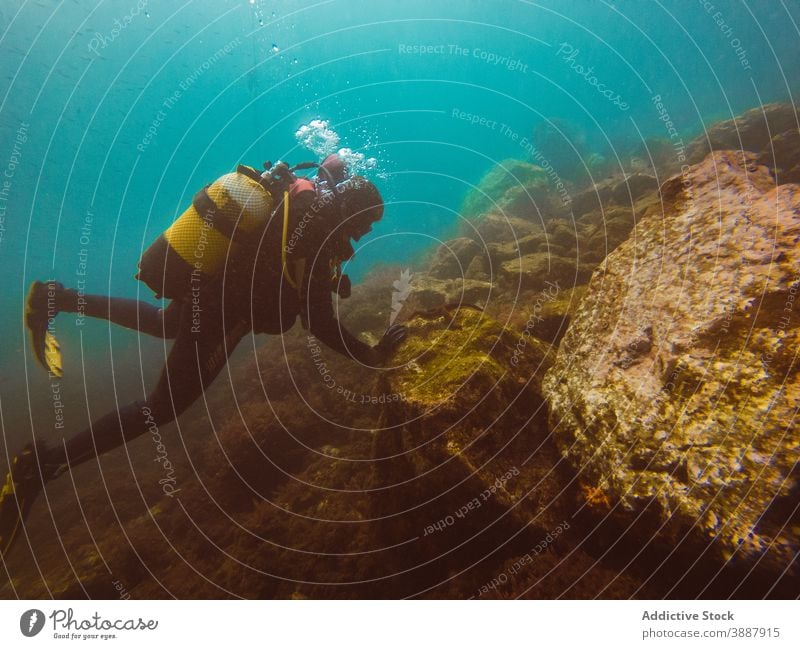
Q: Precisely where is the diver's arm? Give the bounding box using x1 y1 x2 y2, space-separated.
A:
304 267 376 364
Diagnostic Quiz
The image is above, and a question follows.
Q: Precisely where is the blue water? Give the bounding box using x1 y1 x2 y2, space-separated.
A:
1 0 798 447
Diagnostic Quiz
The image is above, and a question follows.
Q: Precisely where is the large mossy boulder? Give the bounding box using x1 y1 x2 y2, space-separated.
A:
369 308 571 587
461 159 566 222
463 211 543 245
758 127 800 185
377 307 555 507
386 307 552 412
544 150 800 577
397 275 494 315
499 252 589 292
686 102 798 168
427 237 482 279
569 172 658 219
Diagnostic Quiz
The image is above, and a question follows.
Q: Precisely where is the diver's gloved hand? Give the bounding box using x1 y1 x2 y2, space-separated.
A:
371 324 408 364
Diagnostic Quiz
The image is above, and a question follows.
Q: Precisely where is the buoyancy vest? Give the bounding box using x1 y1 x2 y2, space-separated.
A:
136 158 353 302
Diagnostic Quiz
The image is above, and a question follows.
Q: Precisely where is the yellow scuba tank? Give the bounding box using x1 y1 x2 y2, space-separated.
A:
137 165 276 299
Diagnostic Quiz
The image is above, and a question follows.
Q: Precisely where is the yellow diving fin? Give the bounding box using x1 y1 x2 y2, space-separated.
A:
42 331 63 378
24 281 64 378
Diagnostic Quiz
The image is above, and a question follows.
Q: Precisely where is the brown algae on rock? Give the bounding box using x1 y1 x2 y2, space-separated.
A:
386 306 552 411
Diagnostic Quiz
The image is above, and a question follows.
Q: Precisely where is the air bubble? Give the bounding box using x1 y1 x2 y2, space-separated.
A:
271 44 280 53
336 147 379 175
295 119 340 157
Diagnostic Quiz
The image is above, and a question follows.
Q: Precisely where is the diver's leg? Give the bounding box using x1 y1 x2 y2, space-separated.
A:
3 288 251 555
41 304 251 472
25 281 182 379
57 284 180 339
73 294 180 339
27 280 180 339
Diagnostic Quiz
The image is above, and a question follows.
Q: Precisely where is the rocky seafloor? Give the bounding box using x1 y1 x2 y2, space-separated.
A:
2 103 799 599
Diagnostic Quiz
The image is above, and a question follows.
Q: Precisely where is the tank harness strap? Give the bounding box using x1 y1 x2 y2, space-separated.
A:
295 258 307 295
281 191 306 294
191 186 236 240
236 164 263 183
317 165 336 186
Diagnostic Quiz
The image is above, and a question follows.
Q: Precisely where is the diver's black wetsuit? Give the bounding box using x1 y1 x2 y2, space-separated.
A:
44 196 374 472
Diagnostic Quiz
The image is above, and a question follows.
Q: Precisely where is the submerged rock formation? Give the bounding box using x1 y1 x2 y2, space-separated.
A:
569 172 658 219
621 103 799 182
686 103 798 166
364 307 644 598
460 159 568 222
544 150 800 577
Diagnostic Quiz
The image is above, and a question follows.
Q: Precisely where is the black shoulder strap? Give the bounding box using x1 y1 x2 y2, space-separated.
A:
236 164 263 183
192 186 235 239
240 162 298 200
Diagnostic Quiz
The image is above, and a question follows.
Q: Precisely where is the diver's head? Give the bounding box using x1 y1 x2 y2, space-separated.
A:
336 175 383 241
317 153 349 186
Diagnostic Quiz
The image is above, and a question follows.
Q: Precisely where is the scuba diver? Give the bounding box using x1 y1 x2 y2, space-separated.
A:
0 154 407 556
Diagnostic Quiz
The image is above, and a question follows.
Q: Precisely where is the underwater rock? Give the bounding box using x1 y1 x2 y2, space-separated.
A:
464 254 489 281
449 278 494 305
478 204 641 282
626 137 682 178
486 233 547 264
686 102 799 170
584 151 612 178
386 307 551 413
544 219 577 249
544 149 800 577
478 202 647 296
460 159 566 222
569 177 616 218
530 285 589 346
757 128 800 185
428 237 482 279
500 252 591 292
371 309 563 571
401 275 493 313
579 206 638 257
372 307 651 599
612 172 658 204
195 308 565 600
570 173 658 219
221 308 594 599
467 211 542 244
402 277 451 311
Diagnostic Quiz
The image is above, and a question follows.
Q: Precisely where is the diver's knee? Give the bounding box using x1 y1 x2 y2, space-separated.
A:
160 304 182 338
159 309 179 338
138 398 175 427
